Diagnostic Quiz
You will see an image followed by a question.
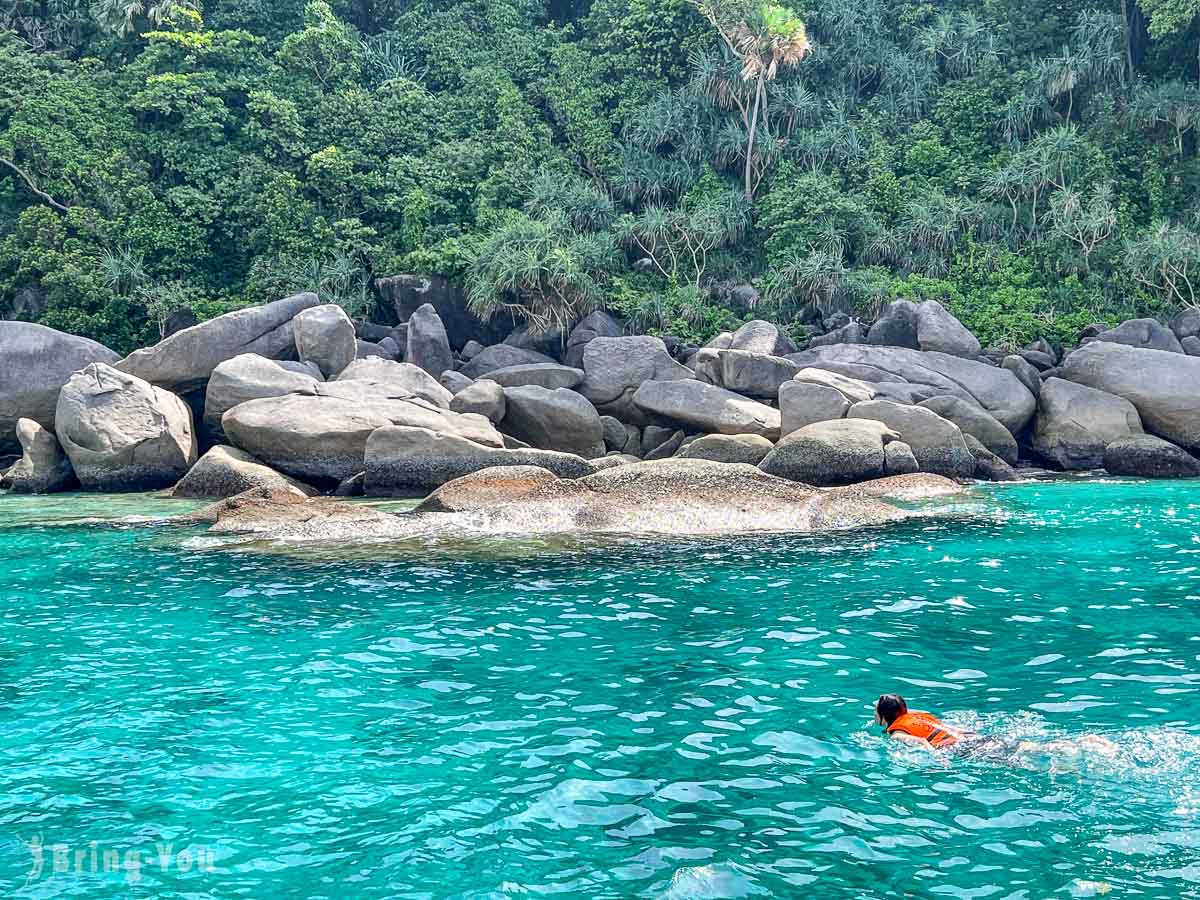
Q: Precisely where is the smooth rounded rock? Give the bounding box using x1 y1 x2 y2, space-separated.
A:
293 304 356 378
205 354 321 435
1104 435 1200 478
678 433 774 465
779 381 850 437
1061 341 1200 452
335 358 452 408
632 379 780 440
501 386 605 459
848 399 975 478
0 322 120 453
580 336 694 423
483 363 584 390
451 380 506 424
918 395 1019 465
1033 377 1143 470
406 303 454 377
883 440 919 476
460 345 556 380
0 418 75 493
56 363 197 491
172 444 316 499
117 293 319 393
759 418 898 486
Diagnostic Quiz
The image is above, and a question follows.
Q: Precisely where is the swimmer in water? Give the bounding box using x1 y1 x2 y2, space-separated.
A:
874 693 1120 759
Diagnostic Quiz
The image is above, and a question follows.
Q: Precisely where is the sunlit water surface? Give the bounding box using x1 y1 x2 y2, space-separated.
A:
1 480 1199 898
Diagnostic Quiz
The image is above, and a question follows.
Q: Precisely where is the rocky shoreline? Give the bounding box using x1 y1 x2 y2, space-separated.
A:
3 289 1200 533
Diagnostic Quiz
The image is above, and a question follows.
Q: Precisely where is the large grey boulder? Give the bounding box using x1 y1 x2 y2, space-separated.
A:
440 370 473 394
364 426 595 494
335 357 452 408
222 393 502 484
501 386 605 459
918 395 1019 465
171 445 316 499
377 274 508 348
644 429 685 460
117 293 319 393
1091 318 1183 354
759 418 897 486
503 323 565 359
961 433 1018 482
1033 377 1143 469
719 350 801 398
778 380 850 437
0 322 120 453
451 380 506 423
883 440 919 476
729 320 796 356
1061 341 1200 452
1002 355 1041 400
810 321 867 347
787 344 1036 434
1104 435 1200 478
56 363 197 490
1171 308 1200 341
793 368 877 403
0 418 75 493
632 379 780 440
204 354 321 434
580 336 694 422
356 339 394 360
460 344 556 379
293 304 356 378
482 363 584 390
867 300 920 349
689 347 724 386
915 300 980 357
600 415 628 452
678 433 773 465
848 399 975 478
406 302 454 377
564 311 624 368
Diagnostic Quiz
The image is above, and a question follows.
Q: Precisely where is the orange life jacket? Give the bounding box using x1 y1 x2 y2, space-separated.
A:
887 711 963 747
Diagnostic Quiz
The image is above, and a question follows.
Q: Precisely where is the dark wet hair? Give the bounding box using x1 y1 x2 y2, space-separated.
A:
875 694 907 726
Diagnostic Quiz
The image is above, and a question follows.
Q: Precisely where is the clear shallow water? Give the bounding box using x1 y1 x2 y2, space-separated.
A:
1 481 1199 898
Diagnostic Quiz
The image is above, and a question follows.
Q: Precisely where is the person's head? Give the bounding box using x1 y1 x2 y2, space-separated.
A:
874 694 907 727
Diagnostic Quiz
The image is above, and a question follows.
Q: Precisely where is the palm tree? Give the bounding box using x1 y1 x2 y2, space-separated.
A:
1124 220 1200 308
1041 46 1083 121
689 0 812 198
91 0 192 37
1129 81 1200 157
1071 10 1127 93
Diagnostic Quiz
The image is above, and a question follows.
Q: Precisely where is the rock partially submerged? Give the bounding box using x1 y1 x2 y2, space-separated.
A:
204 459 911 542
56 363 197 491
0 418 75 493
172 445 316 499
0 322 120 453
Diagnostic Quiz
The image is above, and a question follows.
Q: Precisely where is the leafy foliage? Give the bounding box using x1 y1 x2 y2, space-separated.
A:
1 0 1199 353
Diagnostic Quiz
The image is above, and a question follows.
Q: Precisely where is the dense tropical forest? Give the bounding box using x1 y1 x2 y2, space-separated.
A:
3 0 1200 354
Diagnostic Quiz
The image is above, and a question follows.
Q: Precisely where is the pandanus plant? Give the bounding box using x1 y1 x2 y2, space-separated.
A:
688 0 811 198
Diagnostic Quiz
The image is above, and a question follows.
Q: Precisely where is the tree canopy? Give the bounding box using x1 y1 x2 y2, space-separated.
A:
3 0 1200 352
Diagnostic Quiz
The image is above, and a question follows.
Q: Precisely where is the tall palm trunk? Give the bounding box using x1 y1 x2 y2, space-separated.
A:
744 68 766 199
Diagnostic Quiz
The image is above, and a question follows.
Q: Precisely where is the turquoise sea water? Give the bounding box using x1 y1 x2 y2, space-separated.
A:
1 480 1199 899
